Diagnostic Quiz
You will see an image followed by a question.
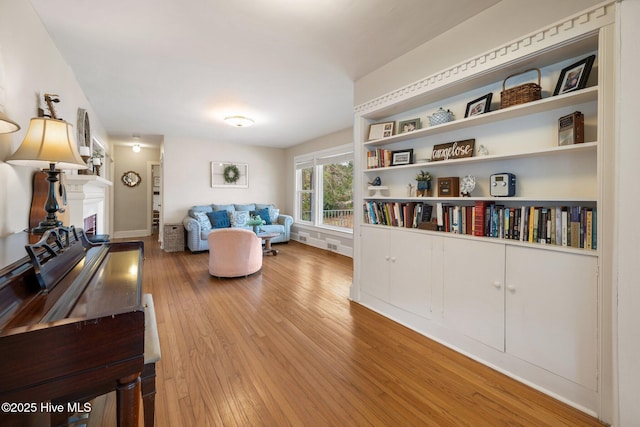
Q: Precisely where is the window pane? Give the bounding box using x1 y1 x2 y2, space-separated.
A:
300 192 313 222
322 161 353 229
301 167 313 191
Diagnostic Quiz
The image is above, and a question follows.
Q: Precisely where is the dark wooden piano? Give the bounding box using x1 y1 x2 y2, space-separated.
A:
0 226 157 427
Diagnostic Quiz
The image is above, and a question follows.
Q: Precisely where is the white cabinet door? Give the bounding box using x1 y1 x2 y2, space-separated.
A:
360 226 390 301
442 239 505 351
388 230 432 318
505 246 598 390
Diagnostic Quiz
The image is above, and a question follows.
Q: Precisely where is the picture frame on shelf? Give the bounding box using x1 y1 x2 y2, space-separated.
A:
553 55 595 96
368 122 395 140
465 93 493 117
390 149 413 166
398 118 421 134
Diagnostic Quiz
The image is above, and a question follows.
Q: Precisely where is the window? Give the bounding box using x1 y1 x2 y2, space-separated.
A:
295 145 353 232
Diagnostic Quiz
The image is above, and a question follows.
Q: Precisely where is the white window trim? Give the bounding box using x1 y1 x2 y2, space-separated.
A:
294 143 353 232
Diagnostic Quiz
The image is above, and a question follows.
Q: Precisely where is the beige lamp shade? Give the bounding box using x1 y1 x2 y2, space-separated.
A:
6 117 88 170
0 111 20 133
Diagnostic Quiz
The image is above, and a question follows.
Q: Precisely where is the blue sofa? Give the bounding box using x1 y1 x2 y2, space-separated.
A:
183 203 292 252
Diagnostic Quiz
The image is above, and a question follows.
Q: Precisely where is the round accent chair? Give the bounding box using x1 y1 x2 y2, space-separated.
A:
207 228 263 278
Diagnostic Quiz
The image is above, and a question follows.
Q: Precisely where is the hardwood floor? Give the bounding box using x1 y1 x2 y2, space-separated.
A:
94 236 604 426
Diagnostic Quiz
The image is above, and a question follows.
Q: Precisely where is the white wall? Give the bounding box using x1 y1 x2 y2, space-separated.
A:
355 0 604 105
163 136 286 224
616 1 640 424
0 0 108 237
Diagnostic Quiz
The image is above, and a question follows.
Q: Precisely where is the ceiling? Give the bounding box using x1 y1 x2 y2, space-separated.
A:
29 0 500 149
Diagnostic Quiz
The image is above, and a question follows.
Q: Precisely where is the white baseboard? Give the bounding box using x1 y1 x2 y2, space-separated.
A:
292 233 353 257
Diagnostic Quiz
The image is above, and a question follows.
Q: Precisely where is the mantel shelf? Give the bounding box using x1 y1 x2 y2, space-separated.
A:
363 87 598 148
65 174 113 187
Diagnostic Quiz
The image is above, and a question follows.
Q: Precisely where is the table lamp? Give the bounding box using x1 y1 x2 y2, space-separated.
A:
7 117 89 232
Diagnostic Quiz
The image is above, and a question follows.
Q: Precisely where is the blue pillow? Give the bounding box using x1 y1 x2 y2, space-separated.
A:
206 210 230 228
251 208 271 225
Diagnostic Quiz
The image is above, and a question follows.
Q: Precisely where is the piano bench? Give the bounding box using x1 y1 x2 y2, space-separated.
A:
142 293 161 427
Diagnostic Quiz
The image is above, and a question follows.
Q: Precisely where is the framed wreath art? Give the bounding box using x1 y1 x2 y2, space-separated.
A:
211 162 249 188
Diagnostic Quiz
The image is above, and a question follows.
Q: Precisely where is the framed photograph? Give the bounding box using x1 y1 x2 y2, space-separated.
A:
368 121 395 140
465 93 493 117
390 149 413 166
398 118 421 134
211 162 249 188
553 55 595 96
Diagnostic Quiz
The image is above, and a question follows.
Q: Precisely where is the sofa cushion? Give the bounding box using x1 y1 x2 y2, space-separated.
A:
251 207 272 225
207 210 230 228
230 210 250 227
189 205 213 218
193 211 212 231
234 203 256 212
213 204 235 213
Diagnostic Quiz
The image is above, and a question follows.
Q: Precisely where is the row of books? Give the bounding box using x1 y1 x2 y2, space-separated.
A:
363 200 597 250
366 148 393 169
363 201 432 229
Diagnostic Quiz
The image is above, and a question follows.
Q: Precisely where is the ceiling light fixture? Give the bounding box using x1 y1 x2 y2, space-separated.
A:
224 116 254 128
132 144 141 153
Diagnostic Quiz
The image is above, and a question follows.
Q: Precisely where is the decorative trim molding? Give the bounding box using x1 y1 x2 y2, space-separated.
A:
354 1 616 116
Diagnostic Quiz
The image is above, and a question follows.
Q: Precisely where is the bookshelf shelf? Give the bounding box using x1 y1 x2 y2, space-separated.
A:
361 223 599 257
363 87 598 148
365 141 597 172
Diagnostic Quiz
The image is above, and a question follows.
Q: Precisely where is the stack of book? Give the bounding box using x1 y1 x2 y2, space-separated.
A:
366 148 393 169
363 201 432 228
364 199 597 250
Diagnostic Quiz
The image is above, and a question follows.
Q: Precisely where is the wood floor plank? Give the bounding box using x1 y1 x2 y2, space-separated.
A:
91 236 604 427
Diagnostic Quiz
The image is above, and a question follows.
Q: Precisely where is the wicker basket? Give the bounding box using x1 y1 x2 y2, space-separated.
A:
500 68 542 109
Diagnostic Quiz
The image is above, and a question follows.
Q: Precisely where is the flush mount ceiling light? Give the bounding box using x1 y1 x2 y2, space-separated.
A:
224 116 254 128
132 144 141 153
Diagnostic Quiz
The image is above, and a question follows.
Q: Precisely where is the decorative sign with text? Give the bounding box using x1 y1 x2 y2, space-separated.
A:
431 139 475 161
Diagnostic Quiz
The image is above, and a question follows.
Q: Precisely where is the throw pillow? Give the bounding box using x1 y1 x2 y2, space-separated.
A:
268 207 280 224
251 207 271 225
230 210 250 227
193 211 212 231
206 210 230 228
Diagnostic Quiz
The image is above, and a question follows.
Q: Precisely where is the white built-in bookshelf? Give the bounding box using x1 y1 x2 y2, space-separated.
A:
351 1 617 419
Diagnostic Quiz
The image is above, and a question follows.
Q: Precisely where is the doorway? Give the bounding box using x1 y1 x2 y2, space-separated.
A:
147 161 161 236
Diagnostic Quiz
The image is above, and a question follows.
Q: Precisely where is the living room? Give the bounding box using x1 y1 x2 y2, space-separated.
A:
1 0 639 426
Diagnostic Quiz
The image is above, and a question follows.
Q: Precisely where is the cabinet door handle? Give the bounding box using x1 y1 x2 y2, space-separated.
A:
493 281 501 289
390 257 396 263
385 256 390 261
507 285 516 292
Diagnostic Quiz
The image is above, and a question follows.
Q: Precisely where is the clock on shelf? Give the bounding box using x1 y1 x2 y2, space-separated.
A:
461 175 476 197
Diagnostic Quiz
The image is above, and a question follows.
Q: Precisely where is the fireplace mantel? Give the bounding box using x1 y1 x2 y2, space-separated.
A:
64 173 112 234
65 174 113 188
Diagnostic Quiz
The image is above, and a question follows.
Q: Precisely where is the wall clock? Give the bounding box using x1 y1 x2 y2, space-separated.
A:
77 108 91 148
122 171 142 187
